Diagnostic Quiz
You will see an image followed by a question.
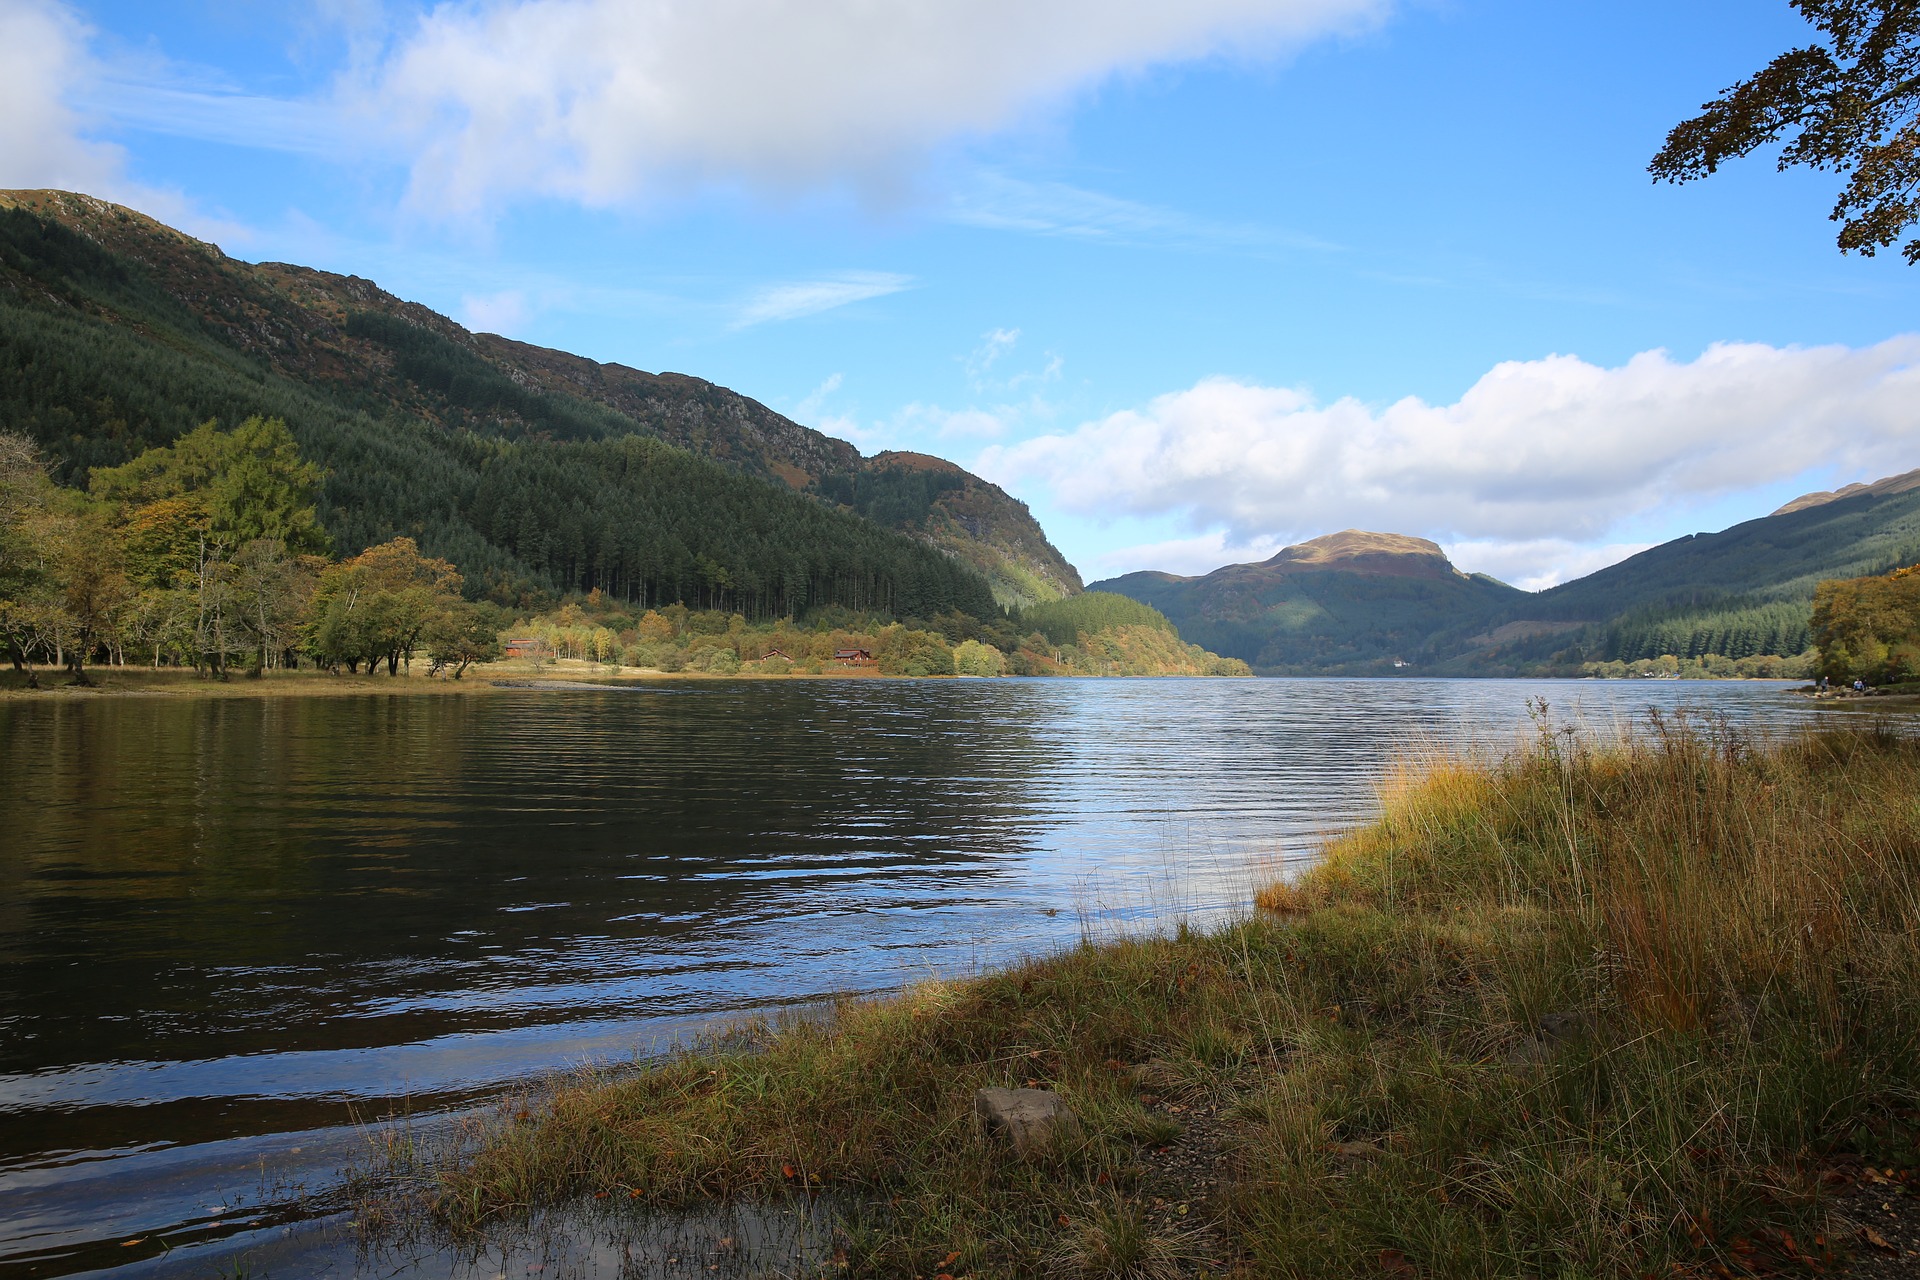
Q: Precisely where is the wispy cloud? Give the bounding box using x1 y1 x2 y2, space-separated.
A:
793 373 844 421
949 172 1340 254
965 328 1021 383
72 77 354 159
733 272 913 328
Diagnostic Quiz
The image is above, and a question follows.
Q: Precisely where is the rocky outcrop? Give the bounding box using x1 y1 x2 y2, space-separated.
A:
975 1087 1083 1159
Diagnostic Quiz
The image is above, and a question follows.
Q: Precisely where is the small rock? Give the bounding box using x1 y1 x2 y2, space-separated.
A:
974 1087 1082 1159
1507 1011 1595 1064
1535 1011 1594 1044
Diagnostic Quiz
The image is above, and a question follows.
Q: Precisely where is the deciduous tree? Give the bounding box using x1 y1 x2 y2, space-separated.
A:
423 603 503 678
306 537 463 674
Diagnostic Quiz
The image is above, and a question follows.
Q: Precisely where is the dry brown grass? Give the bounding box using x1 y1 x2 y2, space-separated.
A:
394 714 1920 1278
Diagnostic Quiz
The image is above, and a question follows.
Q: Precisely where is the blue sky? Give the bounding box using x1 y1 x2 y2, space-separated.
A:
4 0 1917 589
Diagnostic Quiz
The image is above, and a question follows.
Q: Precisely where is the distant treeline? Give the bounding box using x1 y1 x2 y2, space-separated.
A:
810 464 967 531
511 590 1247 679
1602 600 1813 663
1020 591 1175 647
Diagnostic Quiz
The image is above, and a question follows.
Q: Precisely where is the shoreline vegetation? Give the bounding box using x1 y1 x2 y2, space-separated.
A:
0 420 1248 692
377 714 1920 1277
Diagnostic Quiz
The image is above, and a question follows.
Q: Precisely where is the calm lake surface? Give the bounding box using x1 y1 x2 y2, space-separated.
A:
0 677 1825 1276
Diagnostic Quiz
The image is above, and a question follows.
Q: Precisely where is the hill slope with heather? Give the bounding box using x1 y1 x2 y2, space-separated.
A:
1094 483 1920 675
1092 531 1527 673
0 189 1077 609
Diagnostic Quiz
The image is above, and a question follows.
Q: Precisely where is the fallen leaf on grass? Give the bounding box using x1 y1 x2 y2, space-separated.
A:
1376 1248 1415 1275
1864 1226 1896 1251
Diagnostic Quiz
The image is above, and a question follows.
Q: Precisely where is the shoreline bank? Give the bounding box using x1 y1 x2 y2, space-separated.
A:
1 665 1867 704
0 658 1258 702
377 720 1920 1277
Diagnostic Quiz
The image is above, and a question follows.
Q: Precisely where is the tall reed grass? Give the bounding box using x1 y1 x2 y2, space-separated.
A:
415 714 1920 1277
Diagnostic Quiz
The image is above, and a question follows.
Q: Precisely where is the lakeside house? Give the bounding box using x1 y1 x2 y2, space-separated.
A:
504 639 542 659
833 647 876 667
764 649 791 661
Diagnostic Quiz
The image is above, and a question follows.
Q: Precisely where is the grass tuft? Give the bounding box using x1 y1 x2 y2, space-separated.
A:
391 716 1920 1276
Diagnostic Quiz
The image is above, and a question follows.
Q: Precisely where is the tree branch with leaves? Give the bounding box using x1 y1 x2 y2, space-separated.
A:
1651 0 1920 261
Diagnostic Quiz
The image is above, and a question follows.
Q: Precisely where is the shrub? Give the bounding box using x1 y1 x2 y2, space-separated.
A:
953 639 1005 677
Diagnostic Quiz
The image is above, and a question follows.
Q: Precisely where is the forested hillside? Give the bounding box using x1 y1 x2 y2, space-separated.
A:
811 451 1082 608
0 189 1070 611
1514 483 1920 665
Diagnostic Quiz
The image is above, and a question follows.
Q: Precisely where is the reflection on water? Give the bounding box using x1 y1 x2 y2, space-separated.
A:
0 677 1821 1275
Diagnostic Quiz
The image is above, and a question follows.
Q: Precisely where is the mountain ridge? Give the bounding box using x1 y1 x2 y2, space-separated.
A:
0 188 1079 608
1094 474 1920 674
1771 466 1920 516
1091 531 1524 673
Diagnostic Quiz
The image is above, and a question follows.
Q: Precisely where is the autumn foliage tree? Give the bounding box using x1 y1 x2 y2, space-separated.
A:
1811 562 1920 682
1652 1 1920 261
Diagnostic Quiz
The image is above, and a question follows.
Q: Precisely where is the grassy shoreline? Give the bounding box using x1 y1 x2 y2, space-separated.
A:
0 655 1261 701
391 715 1920 1277
0 658 984 701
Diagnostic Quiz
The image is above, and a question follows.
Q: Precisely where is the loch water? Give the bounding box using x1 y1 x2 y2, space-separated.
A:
0 677 1825 1276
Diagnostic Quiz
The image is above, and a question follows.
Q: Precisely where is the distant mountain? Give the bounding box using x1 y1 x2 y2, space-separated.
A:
0 189 1077 609
1504 470 1920 666
1094 479 1920 675
1090 531 1526 674
1771 466 1920 516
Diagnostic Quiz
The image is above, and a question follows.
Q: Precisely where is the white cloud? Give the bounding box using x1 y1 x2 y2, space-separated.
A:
936 408 1010 439
887 402 1012 441
979 339 1920 556
1440 539 1654 593
0 1 126 194
1091 530 1289 579
356 0 1389 215
734 272 913 327
0 2 251 245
